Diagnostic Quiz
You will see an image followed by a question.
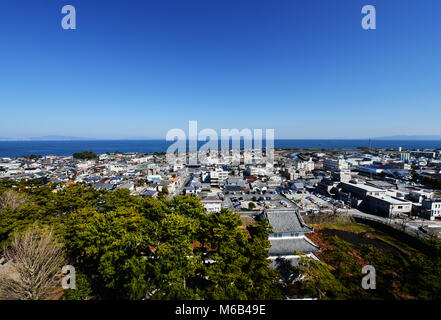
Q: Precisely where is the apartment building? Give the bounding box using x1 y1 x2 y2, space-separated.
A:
323 158 348 172
293 158 315 172
422 199 441 220
366 195 412 218
209 168 229 187
200 197 223 213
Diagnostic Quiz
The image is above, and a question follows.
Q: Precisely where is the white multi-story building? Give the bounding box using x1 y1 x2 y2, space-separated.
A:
200 198 223 213
245 166 268 176
131 155 154 164
422 199 441 220
294 158 315 172
210 168 229 187
323 158 348 172
76 160 96 170
366 195 412 218
267 175 283 187
411 151 436 159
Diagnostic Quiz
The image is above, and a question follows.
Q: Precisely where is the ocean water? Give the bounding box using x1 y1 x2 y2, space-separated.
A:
0 140 440 158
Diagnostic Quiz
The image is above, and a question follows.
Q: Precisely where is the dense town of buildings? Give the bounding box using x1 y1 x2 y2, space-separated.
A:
1 146 441 266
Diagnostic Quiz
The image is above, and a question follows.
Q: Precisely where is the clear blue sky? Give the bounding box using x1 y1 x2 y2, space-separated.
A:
0 0 440 139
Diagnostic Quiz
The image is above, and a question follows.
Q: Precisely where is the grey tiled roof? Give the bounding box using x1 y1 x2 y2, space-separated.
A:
225 178 247 187
93 182 114 190
225 185 242 192
141 189 156 197
268 237 320 256
265 209 313 233
269 256 302 269
269 253 320 269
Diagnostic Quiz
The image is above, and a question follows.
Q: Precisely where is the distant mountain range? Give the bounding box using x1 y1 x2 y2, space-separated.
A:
0 135 157 141
29 135 94 141
373 135 441 140
0 135 92 141
1 135 441 141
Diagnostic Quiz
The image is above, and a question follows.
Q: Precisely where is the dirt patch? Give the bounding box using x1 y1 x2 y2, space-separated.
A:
240 215 258 227
307 227 370 266
323 229 402 255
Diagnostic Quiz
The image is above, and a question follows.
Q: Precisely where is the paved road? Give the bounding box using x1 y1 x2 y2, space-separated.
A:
338 208 432 240
281 192 436 240
173 172 191 196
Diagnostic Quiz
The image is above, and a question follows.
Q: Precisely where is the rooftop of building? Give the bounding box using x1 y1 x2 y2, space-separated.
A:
340 181 385 193
265 208 313 234
268 237 320 256
423 198 441 203
368 194 412 204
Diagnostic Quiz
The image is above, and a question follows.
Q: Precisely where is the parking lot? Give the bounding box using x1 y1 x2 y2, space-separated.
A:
283 190 339 213
222 189 293 213
219 188 348 215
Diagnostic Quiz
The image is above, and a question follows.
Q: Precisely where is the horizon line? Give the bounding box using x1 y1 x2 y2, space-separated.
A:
2 137 441 142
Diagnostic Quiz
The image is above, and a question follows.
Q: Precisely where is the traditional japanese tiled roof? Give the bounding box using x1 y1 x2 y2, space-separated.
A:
268 237 320 256
265 208 313 234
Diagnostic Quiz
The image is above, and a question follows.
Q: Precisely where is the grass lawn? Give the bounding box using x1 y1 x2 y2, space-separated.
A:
311 222 374 233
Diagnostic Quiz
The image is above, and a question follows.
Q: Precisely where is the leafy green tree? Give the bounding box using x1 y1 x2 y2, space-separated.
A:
63 273 92 300
201 210 268 299
64 206 148 298
98 188 141 213
292 254 350 300
0 185 282 300
73 151 98 160
52 184 102 216
158 186 169 200
244 217 281 299
146 213 201 299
